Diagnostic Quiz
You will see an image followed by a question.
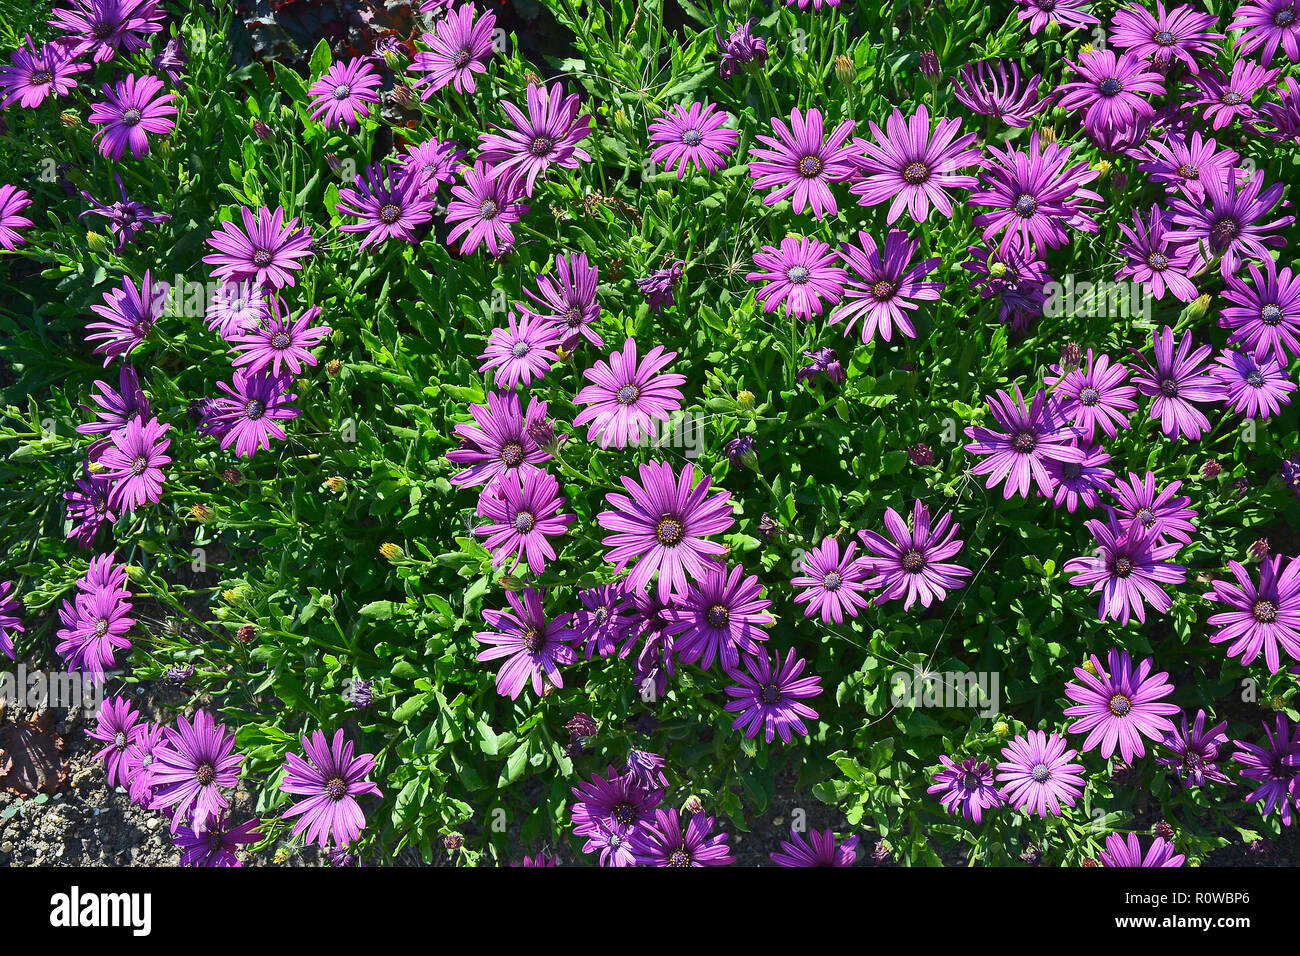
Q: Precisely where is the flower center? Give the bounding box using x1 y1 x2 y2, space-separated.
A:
1146 252 1169 271
120 108 142 126
529 136 555 158
564 306 583 328
1136 507 1157 528
612 803 637 827
452 49 472 69
1210 217 1239 251
1061 462 1082 480
1153 29 1177 46
245 399 265 420
209 832 224 852
479 199 499 220
616 383 640 405
1277 9 1297 27
270 331 291 350
252 249 273 267
786 265 810 284
1098 77 1122 96
902 161 929 184
513 511 535 533
822 571 843 592
961 771 981 790
593 606 609 625
127 454 147 475
379 203 401 224
195 762 216 786
333 84 351 100
113 730 127 749
654 517 684 547
902 548 925 572
1177 163 1199 180
521 627 542 653
1031 762 1051 783
1160 377 1179 397
871 279 895 301
500 442 524 467
761 682 782 705
682 128 704 147
797 155 823 178
667 849 692 867
1108 694 1132 716
510 341 531 358
1113 556 1135 577
1262 304 1283 326
1080 386 1101 406
1246 369 1265 387
94 617 109 636
1012 431 1037 453
325 776 348 800
1014 193 1038 218
706 603 731 629
1222 90 1245 106
31 69 53 86
1254 599 1278 623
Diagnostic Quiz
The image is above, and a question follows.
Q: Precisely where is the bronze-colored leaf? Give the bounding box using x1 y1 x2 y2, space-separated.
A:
0 721 68 796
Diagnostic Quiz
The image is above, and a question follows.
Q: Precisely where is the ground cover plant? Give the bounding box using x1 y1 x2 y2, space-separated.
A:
1 0 1300 868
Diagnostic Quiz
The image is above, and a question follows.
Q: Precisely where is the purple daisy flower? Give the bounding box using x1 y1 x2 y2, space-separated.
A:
662 563 773 673
649 102 739 178
582 822 638 867
203 206 314 290
88 73 177 161
478 311 559 390
1063 518 1186 624
1016 0 1099 34
98 414 170 513
396 138 467 197
1135 131 1240 204
625 750 668 789
0 184 33 251
1057 50 1164 139
1045 443 1114 513
972 133 1102 253
1186 60 1279 130
1204 556 1300 673
475 588 575 699
337 162 437 250
198 371 299 459
1220 256 1300 363
205 280 267 340
1157 709 1231 787
951 60 1045 128
0 581 23 661
49 0 164 63
474 466 574 575
448 391 554 488
280 729 382 849
829 228 943 343
0 35 88 108
857 499 972 610
849 104 981 225
1109 2 1223 71
1216 348 1295 419
1130 325 1225 440
445 161 529 257
791 536 872 624
149 710 243 833
64 464 116 548
960 237 1052 330
574 583 637 659
572 337 685 449
796 346 846 386
410 3 495 97
963 385 1085 499
716 18 768 79
1165 167 1293 279
1257 74 1300 142
85 270 167 366
77 364 149 448
1063 648 1181 762
88 695 143 788
152 36 187 89
174 815 262 867
723 648 821 742
1115 204 1200 302
1230 0 1300 66
1109 471 1197 545
1231 714 1300 825
1044 348 1138 441
746 236 846 321
79 171 169 253
637 260 684 313
479 81 592 196
228 301 329 378
521 251 601 350
54 586 132 679
308 57 382 131
928 756 1004 824
597 461 735 601
1100 832 1185 867
570 765 664 838
630 808 734 867
996 731 1085 818
770 828 859 867
747 107 857 220
121 721 166 807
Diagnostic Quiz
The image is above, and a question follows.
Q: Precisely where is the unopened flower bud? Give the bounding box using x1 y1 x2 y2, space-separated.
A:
736 389 755 410
919 49 940 80
86 231 110 254
908 442 934 467
379 542 405 562
1152 821 1175 841
683 794 703 814
188 503 212 523
325 475 346 493
222 467 243 485
236 624 257 644
1185 293 1212 321
1201 458 1222 479
1251 537 1270 559
725 434 758 470
252 118 273 141
835 54 854 85
326 358 342 377
1059 340 1083 371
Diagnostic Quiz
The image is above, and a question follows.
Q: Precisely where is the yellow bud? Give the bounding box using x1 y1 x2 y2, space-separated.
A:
994 720 1010 738
1082 659 1098 676
835 55 854 86
736 390 755 410
222 587 244 603
188 503 213 523
326 359 342 377
86 231 110 254
379 542 405 562
1094 159 1112 179
325 476 345 493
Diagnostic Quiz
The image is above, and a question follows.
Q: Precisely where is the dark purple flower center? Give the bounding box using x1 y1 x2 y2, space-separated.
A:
31 69 53 86
325 775 348 800
901 548 925 572
1261 304 1283 326
500 441 525 467
616 383 640 405
612 803 637 827
333 84 351 101
1080 386 1101 406
510 341 531 359
871 279 895 302
1253 599 1278 623
822 571 843 592
1108 694 1132 716
564 306 583 328
120 108 142 127
654 517 684 547
902 161 930 184
1012 430 1037 453
1061 462 1082 480
682 127 704 147
1246 368 1265 387
797 155 823 178
961 771 982 790
452 48 472 69
209 832 224 852
252 249 273 268
529 136 555 158
271 331 291 350
1014 193 1038 218
244 399 265 420
1159 377 1180 397
1146 252 1169 271
1099 77 1122 96
1222 90 1245 106
761 682 782 705
1112 555 1135 577
1037 0 1056 9
1277 9 1297 26
195 762 216 786
130 456 148 476
379 203 401 224
513 511 535 533
1136 507 1157 528
113 731 127 750
479 199 499 220
1030 762 1051 783
1177 163 1199 180
1210 217 1239 251
667 849 692 867
1153 29 1177 46
94 496 107 515
94 617 109 636
786 265 811 284
706 603 730 629
521 626 543 653
592 605 609 625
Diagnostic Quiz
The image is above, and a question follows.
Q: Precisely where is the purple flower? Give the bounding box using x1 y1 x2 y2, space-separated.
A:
0 184 33 252
121 721 166 807
410 3 495 97
582 822 637 867
54 584 132 679
199 370 299 459
396 138 467 197
474 467 574 575
1220 256 1300 363
1016 0 1098 34
960 237 1052 330
928 756 1004 823
1130 326 1224 440
445 161 529 257
0 581 22 661
478 311 559 389
1157 710 1231 787
747 107 857 220
88 695 143 788
1186 60 1279 130
1230 0 1300 66
1135 131 1240 204
1063 648 1181 762
64 464 117 548
1044 348 1138 441
0 35 88 108
573 337 685 449
570 765 663 837
972 133 1101 253
1165 167 1293 279
663 563 773 673
174 815 261 867
79 171 169 253
724 647 821 742
951 60 1044 128
649 102 739 178
150 710 244 833
337 162 437 250
1057 50 1164 138
791 536 872 624
996 731 1085 818
88 73 177 160
624 750 667 789
1231 714 1300 825
963 385 1085 499
447 391 554 488
1115 204 1200 302
573 583 637 659
636 260 684 312
1108 471 1197 545
1063 518 1186 624
151 35 187 89
86 270 168 366
1215 348 1295 419
49 0 164 63
630 809 734 866
770 828 858 867
1257 75 1300 142
308 57 382 131
1109 2 1223 71
1204 556 1300 673
77 364 149 444
475 588 575 699
203 206 314 290
1099 833 1185 867
857 499 971 610
228 301 329 377
98 414 170 513
521 251 601 349
280 729 382 849
716 18 767 79
1044 443 1114 513
829 228 942 343
746 236 846 321
479 81 592 196
796 347 846 385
